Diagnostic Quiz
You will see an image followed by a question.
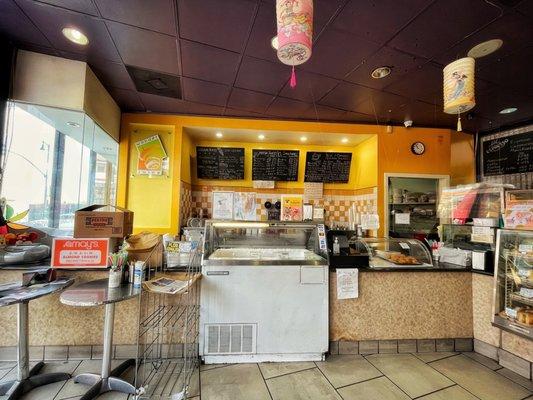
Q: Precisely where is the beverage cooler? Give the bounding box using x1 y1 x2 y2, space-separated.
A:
199 221 329 363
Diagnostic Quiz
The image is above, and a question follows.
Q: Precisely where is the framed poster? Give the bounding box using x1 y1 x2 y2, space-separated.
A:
212 192 234 220
234 192 257 221
135 135 167 176
281 195 303 221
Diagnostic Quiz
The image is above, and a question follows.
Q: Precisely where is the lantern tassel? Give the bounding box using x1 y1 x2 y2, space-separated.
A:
290 66 297 89
457 115 462 132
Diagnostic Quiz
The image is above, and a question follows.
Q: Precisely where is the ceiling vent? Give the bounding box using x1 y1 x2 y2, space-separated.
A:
126 65 181 99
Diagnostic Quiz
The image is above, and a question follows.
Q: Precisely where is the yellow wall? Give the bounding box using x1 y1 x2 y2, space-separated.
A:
189 137 377 191
450 132 476 185
118 113 468 234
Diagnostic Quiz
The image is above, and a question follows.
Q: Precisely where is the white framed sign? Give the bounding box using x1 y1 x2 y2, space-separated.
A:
212 191 234 220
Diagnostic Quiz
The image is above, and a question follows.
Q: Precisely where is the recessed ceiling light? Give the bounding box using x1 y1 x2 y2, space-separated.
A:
62 27 89 45
371 66 391 79
300 136 307 142
258 134 265 140
66 121 80 128
499 107 517 114
271 36 278 50
216 132 223 138
467 39 503 59
341 138 348 143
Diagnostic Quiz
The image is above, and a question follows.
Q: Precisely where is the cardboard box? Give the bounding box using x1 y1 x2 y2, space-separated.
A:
74 205 133 238
51 238 119 269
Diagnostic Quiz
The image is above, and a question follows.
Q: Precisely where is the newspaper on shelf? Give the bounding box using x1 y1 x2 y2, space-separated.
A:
142 276 190 295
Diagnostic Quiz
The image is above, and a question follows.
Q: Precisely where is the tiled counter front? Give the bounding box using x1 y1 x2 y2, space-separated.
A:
329 271 473 341
0 270 138 347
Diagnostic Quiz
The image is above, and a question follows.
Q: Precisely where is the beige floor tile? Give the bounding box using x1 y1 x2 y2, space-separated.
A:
316 355 381 388
18 380 65 400
414 352 458 363
259 362 315 379
462 352 501 370
418 385 478 400
201 363 270 400
337 376 410 400
188 367 200 397
497 367 533 391
365 354 453 398
431 355 530 400
200 363 233 371
266 368 341 400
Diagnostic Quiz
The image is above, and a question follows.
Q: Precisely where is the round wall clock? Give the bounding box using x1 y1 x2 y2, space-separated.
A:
411 142 426 155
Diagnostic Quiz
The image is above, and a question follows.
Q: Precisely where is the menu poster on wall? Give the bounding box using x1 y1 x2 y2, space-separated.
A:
281 195 303 221
212 191 234 220
135 135 167 176
234 192 257 221
482 130 533 176
304 152 352 183
196 147 245 180
252 150 299 181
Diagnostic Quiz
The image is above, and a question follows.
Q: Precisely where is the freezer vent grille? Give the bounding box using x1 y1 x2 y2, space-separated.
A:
205 324 256 354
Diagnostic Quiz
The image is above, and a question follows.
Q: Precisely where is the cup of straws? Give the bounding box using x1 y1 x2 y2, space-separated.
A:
108 251 128 288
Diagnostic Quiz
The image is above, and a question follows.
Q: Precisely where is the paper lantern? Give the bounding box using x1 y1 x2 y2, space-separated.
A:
276 0 313 88
443 57 475 131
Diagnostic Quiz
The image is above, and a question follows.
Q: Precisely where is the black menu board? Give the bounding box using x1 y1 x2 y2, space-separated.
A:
252 150 299 181
482 130 533 176
304 152 352 183
196 146 245 180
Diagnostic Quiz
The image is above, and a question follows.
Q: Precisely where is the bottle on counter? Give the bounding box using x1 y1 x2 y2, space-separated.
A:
333 237 340 255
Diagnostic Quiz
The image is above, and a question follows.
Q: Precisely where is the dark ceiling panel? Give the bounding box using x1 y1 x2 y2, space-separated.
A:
235 56 289 95
279 70 338 103
182 77 231 107
332 0 432 45
384 62 442 103
265 96 311 119
178 0 257 53
516 0 533 19
61 52 136 90
299 104 349 122
139 92 224 115
107 87 145 112
345 46 427 90
227 87 274 113
180 40 240 85
319 82 374 111
0 0 51 47
302 28 380 78
16 0 121 61
434 13 533 68
224 107 264 118
388 0 501 59
338 111 375 123
34 0 98 16
94 0 176 36
107 21 179 75
245 2 278 63
350 90 408 118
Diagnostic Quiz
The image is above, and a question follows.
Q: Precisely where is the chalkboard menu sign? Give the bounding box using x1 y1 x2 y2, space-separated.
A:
482 130 533 176
196 146 245 180
252 150 299 181
304 152 352 183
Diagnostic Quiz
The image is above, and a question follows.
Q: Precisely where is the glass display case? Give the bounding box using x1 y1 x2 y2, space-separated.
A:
357 238 433 269
493 229 533 340
202 220 328 266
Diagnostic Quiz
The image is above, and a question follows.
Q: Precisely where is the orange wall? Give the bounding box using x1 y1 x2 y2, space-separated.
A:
450 131 476 185
118 113 468 234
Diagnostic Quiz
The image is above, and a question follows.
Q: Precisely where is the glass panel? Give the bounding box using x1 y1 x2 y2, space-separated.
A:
0 102 119 235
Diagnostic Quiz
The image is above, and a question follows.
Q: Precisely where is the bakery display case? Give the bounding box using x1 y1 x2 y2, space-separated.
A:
493 229 533 340
359 237 434 269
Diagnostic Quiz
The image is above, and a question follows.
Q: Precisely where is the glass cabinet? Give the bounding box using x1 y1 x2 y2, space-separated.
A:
360 237 433 269
493 229 533 340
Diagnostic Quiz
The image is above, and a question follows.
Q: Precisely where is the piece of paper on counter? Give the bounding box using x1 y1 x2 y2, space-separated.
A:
337 268 358 300
361 213 380 230
395 212 410 225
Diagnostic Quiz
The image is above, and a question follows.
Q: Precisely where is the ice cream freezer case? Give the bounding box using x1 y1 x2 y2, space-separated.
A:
200 221 329 364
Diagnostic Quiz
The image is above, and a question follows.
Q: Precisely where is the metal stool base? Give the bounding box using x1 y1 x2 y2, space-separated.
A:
75 358 137 400
0 362 70 400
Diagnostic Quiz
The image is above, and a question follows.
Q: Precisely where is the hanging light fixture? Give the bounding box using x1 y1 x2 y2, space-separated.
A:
276 0 313 88
443 57 476 132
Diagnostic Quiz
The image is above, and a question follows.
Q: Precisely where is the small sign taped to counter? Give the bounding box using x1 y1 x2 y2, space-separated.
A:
336 268 358 300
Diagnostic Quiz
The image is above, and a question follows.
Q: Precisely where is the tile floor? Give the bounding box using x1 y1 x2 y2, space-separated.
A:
0 352 531 400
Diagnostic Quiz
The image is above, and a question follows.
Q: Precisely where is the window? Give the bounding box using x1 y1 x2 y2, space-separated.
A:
0 102 119 234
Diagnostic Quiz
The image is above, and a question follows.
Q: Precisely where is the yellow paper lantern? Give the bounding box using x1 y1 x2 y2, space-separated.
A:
443 57 475 131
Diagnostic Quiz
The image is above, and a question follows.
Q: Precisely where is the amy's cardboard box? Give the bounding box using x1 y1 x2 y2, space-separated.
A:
51 238 120 269
74 205 133 238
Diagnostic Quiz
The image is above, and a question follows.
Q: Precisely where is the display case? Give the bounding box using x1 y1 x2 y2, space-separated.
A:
326 230 370 270
357 238 434 269
202 220 328 266
493 229 533 340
